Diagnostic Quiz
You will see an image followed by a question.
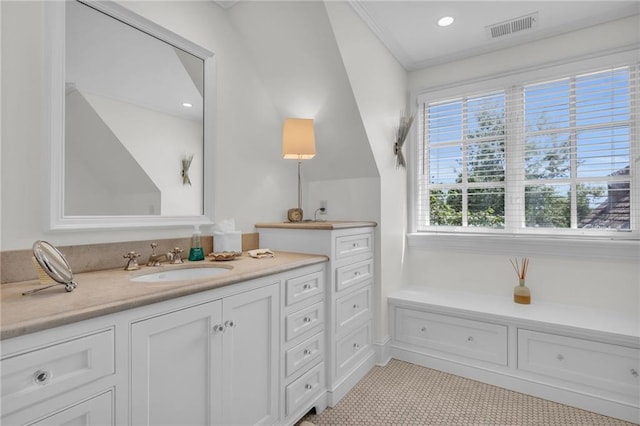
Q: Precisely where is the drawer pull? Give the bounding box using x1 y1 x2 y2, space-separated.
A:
352 243 360 248
631 369 639 378
556 354 564 361
303 349 312 356
353 304 360 309
354 271 361 276
303 316 312 323
33 370 52 385
303 284 311 290
213 324 225 333
353 343 360 350
467 336 474 342
305 383 313 390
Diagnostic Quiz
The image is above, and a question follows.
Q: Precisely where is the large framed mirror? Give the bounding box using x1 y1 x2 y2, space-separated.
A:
46 0 215 230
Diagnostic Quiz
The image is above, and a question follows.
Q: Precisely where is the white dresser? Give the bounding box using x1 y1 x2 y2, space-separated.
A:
256 221 377 407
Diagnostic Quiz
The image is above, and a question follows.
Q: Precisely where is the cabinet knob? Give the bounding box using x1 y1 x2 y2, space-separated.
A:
224 320 236 329
303 349 312 356
354 271 361 276
467 336 474 342
353 343 360 350
353 304 360 310
33 369 52 385
213 324 225 333
352 242 359 248
556 354 564 361
421 326 427 332
305 383 313 390
631 369 639 378
303 316 312 323
303 284 311 290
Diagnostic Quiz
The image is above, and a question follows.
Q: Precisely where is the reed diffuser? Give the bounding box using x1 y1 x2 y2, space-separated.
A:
510 257 531 304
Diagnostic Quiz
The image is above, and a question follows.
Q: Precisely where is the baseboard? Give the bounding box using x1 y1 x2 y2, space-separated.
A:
374 335 391 366
327 350 376 407
391 346 640 424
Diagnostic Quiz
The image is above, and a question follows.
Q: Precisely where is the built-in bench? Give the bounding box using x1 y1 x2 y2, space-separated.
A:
388 287 640 424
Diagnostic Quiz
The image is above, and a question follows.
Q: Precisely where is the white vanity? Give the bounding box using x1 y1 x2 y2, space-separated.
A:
0 253 327 426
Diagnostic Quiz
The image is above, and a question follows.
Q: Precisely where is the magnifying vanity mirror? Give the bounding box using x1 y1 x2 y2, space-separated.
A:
46 0 215 230
23 241 77 295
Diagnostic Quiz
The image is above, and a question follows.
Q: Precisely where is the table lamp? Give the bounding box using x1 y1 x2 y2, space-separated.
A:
282 118 315 222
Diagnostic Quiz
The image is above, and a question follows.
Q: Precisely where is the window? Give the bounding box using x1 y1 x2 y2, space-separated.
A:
415 65 637 238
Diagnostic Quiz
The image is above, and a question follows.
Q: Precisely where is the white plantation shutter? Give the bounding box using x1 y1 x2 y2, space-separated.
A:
415 63 638 236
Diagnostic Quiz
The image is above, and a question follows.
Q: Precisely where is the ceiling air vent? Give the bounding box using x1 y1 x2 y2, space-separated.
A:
486 12 539 39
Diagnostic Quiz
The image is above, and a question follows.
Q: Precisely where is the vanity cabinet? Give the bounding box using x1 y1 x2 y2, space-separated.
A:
257 222 377 407
1 323 118 426
130 283 279 426
280 265 326 424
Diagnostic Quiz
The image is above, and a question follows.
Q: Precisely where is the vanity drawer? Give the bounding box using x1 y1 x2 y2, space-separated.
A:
285 331 324 378
335 259 373 292
1 329 115 415
335 284 372 335
285 270 324 307
336 321 372 378
286 362 325 416
394 308 507 366
286 302 324 342
518 329 640 404
335 232 373 260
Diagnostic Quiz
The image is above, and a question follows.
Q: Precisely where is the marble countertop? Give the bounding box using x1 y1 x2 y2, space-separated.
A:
1 251 328 340
255 220 377 230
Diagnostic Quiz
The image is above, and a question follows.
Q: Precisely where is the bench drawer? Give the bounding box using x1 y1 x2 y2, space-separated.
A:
518 329 640 405
1 329 115 415
394 308 507 366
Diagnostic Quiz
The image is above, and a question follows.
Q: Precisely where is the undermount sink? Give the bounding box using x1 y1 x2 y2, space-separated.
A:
130 266 231 283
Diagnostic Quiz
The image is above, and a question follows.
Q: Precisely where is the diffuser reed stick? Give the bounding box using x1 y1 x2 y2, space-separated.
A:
510 257 529 280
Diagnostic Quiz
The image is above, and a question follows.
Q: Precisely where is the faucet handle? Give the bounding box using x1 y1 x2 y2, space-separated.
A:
150 242 158 254
170 247 184 264
123 251 141 271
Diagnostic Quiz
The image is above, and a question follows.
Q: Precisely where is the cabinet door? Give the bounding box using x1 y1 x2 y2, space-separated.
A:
130 300 223 426
221 283 279 426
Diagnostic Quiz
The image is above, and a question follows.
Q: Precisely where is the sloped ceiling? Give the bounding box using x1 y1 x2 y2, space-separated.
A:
225 1 379 181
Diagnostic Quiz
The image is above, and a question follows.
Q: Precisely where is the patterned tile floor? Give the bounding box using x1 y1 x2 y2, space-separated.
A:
301 359 639 426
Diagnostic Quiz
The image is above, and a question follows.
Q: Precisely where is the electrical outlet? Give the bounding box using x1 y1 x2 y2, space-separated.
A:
319 200 328 214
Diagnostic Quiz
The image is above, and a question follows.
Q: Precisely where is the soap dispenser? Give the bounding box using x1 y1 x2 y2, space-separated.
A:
188 225 205 261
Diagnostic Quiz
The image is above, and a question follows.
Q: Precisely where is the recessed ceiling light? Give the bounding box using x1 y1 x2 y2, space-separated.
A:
182 102 193 108
437 16 454 27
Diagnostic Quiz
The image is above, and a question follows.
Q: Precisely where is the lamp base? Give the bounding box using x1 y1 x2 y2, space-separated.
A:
287 208 303 222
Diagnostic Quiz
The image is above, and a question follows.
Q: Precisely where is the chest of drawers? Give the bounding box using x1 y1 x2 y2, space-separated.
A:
257 221 377 407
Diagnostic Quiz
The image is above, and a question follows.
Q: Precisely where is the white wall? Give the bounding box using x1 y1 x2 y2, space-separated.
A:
325 2 408 343
405 16 640 315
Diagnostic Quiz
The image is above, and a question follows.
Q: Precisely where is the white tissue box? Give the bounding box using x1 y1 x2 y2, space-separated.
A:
214 231 242 253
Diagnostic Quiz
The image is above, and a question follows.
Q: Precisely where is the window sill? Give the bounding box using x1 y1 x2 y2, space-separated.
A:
406 232 640 262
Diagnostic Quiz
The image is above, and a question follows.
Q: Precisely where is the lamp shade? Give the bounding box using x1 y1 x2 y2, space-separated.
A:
282 118 315 160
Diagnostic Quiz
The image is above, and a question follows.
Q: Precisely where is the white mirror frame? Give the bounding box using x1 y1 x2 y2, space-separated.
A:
46 0 216 231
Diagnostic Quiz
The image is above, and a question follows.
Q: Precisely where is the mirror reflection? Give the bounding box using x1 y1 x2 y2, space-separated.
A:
64 1 204 217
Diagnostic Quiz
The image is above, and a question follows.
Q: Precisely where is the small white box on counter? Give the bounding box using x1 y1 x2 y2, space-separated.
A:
213 231 242 253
